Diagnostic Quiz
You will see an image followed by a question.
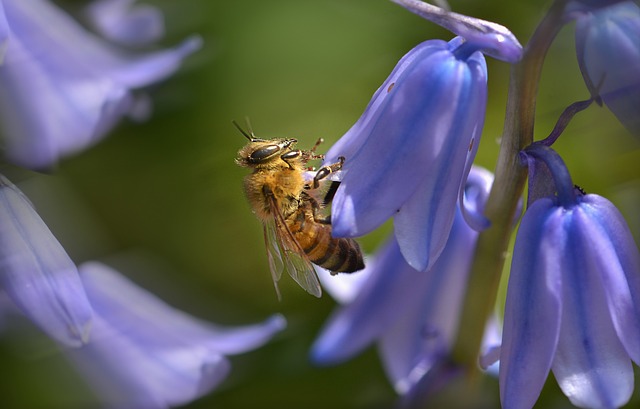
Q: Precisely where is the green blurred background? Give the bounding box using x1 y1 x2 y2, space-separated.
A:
1 0 639 408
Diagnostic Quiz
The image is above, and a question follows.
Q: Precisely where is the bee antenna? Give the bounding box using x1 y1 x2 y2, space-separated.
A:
232 120 254 141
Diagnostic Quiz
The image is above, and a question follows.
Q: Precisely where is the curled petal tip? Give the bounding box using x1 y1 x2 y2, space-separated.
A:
268 313 287 329
179 35 204 56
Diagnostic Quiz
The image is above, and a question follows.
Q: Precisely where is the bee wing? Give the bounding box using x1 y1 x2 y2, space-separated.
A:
266 195 322 298
263 218 284 300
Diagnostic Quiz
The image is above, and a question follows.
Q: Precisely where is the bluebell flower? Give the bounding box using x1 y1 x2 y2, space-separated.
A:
312 166 494 395
573 1 640 137
67 261 286 409
85 0 164 47
0 0 202 170
500 145 640 409
324 37 487 271
0 174 92 346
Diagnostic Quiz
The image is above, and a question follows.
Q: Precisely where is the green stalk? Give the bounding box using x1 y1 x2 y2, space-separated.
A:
452 0 570 370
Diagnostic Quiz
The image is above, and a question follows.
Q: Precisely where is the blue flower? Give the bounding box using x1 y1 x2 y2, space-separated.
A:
312 166 494 395
67 261 286 409
0 0 202 170
500 146 640 409
0 174 92 346
324 37 487 271
573 1 640 137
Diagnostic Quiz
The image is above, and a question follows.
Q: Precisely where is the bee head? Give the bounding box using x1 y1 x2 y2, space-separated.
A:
233 120 297 167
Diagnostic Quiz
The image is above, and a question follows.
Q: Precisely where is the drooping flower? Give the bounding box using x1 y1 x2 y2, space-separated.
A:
0 0 202 170
573 1 640 137
67 261 286 409
500 144 640 409
85 0 164 47
0 174 92 346
324 36 488 272
312 166 494 395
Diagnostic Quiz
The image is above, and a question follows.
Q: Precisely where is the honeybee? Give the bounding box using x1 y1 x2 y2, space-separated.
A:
235 122 364 298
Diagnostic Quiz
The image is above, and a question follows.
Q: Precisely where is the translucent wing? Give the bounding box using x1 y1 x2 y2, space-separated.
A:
263 195 322 298
263 219 284 300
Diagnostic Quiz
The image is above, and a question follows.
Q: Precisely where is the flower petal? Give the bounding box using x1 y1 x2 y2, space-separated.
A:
379 208 478 394
463 165 498 230
78 261 286 355
67 261 286 408
67 316 231 408
328 40 449 237
329 38 487 242
500 199 563 409
394 59 486 271
85 0 164 47
578 195 640 364
0 2 8 61
551 205 633 408
0 175 92 346
315 263 372 305
575 1 640 136
0 0 201 169
311 238 414 365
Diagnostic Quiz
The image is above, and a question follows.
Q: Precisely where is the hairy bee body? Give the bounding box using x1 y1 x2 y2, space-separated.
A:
240 149 305 221
235 130 364 297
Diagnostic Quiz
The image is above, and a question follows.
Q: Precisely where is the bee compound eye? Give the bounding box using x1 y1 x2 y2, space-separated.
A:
250 145 280 162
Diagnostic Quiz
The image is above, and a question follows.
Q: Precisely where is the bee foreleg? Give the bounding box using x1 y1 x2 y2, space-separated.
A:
302 139 325 162
309 138 324 154
312 156 345 189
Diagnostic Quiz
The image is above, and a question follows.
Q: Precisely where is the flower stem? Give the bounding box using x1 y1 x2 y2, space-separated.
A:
452 0 570 371
523 144 576 207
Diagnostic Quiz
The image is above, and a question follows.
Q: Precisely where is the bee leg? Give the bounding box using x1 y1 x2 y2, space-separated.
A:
310 137 324 153
321 180 340 207
312 156 345 189
309 196 332 224
301 139 325 163
307 137 325 158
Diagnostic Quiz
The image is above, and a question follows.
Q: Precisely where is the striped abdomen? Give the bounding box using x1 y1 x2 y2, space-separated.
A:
287 210 364 273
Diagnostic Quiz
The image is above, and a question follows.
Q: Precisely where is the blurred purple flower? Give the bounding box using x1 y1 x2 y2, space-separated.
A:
324 37 487 272
85 0 164 47
312 166 494 395
573 1 640 137
68 261 286 409
0 0 202 170
0 174 92 346
500 146 640 409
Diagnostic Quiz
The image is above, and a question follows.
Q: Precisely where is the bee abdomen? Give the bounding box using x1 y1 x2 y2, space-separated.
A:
302 224 364 273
